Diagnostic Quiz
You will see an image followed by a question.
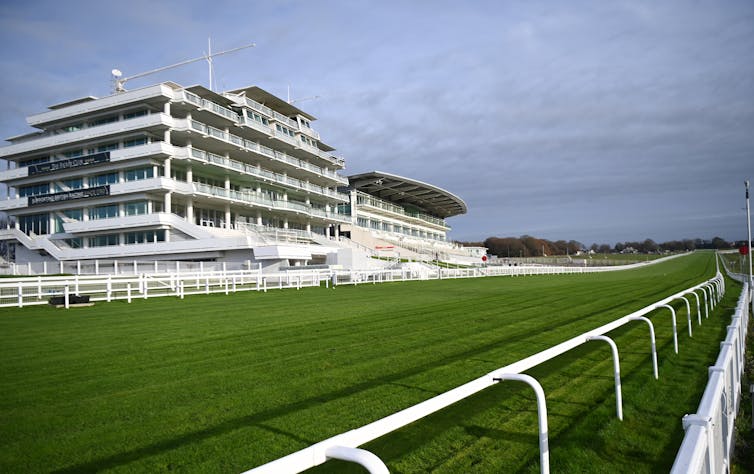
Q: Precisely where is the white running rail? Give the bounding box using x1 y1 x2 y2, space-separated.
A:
243 272 724 474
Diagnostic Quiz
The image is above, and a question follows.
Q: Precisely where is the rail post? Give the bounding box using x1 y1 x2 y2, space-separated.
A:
675 296 693 336
493 373 550 474
325 446 389 474
687 290 702 323
587 335 623 420
659 304 679 353
629 316 659 379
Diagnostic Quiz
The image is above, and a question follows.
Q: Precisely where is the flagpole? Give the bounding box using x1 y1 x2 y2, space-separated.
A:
746 180 752 304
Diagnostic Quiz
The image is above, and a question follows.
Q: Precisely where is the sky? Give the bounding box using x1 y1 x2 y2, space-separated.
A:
0 0 752 245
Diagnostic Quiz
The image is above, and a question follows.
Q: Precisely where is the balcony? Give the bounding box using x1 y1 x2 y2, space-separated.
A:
0 113 174 159
181 118 347 183
187 147 349 202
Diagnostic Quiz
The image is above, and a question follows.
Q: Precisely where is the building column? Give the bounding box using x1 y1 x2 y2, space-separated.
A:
164 129 171 144
164 157 171 178
186 165 193 183
164 192 172 215
283 218 289 229
256 211 262 226
164 102 171 115
225 204 231 229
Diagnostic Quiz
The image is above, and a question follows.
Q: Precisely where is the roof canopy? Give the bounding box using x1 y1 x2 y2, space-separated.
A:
349 171 467 218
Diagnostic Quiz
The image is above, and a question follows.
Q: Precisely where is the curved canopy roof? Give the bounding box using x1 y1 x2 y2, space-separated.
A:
348 171 467 218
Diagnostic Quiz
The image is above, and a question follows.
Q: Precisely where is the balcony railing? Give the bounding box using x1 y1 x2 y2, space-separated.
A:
186 119 347 183
191 182 350 223
355 191 448 229
188 147 348 202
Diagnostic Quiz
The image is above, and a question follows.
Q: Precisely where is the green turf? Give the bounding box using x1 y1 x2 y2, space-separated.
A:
0 252 739 473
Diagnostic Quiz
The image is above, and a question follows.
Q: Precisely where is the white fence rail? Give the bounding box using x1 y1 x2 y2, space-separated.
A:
243 272 725 474
0 269 328 308
670 281 750 474
0 254 690 309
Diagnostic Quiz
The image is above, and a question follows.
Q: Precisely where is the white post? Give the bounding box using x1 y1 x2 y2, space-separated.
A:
106 276 112 302
64 284 70 309
95 259 99 275
744 179 754 313
127 283 132 303
17 282 23 308
493 373 550 474
325 446 389 474
676 296 693 336
660 304 679 354
629 316 659 379
587 335 623 420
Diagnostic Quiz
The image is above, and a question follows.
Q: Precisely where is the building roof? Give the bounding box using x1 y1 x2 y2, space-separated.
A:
224 85 316 121
348 171 467 218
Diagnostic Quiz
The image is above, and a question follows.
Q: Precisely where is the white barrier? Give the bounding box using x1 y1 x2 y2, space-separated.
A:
244 273 724 474
670 282 750 474
0 269 327 308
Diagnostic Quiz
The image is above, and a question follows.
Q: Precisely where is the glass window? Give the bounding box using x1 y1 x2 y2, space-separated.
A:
88 115 118 127
97 142 119 152
171 202 186 217
123 110 147 120
55 178 83 192
64 209 84 221
20 156 50 167
125 167 153 181
89 204 118 220
88 172 118 187
123 137 147 148
125 201 147 216
171 169 186 182
66 238 83 249
88 234 119 247
63 149 83 158
19 183 49 197
19 213 49 235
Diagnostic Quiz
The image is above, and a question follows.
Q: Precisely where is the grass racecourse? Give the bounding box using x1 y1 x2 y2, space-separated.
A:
0 252 742 473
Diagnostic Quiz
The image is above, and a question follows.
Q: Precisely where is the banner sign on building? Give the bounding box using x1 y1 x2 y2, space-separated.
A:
28 152 110 175
28 185 110 206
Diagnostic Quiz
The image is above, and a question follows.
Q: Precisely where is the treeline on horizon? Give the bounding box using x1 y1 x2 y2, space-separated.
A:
459 235 738 258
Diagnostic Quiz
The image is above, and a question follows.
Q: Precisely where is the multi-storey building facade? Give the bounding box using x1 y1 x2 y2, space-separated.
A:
0 82 351 269
342 171 478 263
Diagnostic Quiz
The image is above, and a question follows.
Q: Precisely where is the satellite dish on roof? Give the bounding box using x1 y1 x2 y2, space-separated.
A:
111 69 122 78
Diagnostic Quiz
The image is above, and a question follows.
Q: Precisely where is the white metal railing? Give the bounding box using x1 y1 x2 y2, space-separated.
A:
189 182 349 223
244 271 725 473
0 267 335 308
187 147 349 201
179 90 345 168
670 282 750 473
185 118 346 183
356 191 448 229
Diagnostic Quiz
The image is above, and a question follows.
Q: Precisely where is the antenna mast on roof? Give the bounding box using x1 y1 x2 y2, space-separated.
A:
111 40 255 93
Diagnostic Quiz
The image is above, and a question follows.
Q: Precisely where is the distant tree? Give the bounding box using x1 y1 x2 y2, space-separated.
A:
643 239 659 253
598 244 611 254
711 236 730 249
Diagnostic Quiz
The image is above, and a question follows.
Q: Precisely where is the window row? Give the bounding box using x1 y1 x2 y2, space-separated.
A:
67 229 166 248
55 109 149 135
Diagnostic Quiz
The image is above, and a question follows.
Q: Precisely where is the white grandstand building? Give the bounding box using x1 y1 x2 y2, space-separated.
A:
0 81 482 272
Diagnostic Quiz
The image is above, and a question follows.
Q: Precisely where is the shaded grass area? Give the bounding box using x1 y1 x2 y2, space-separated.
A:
0 253 731 473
